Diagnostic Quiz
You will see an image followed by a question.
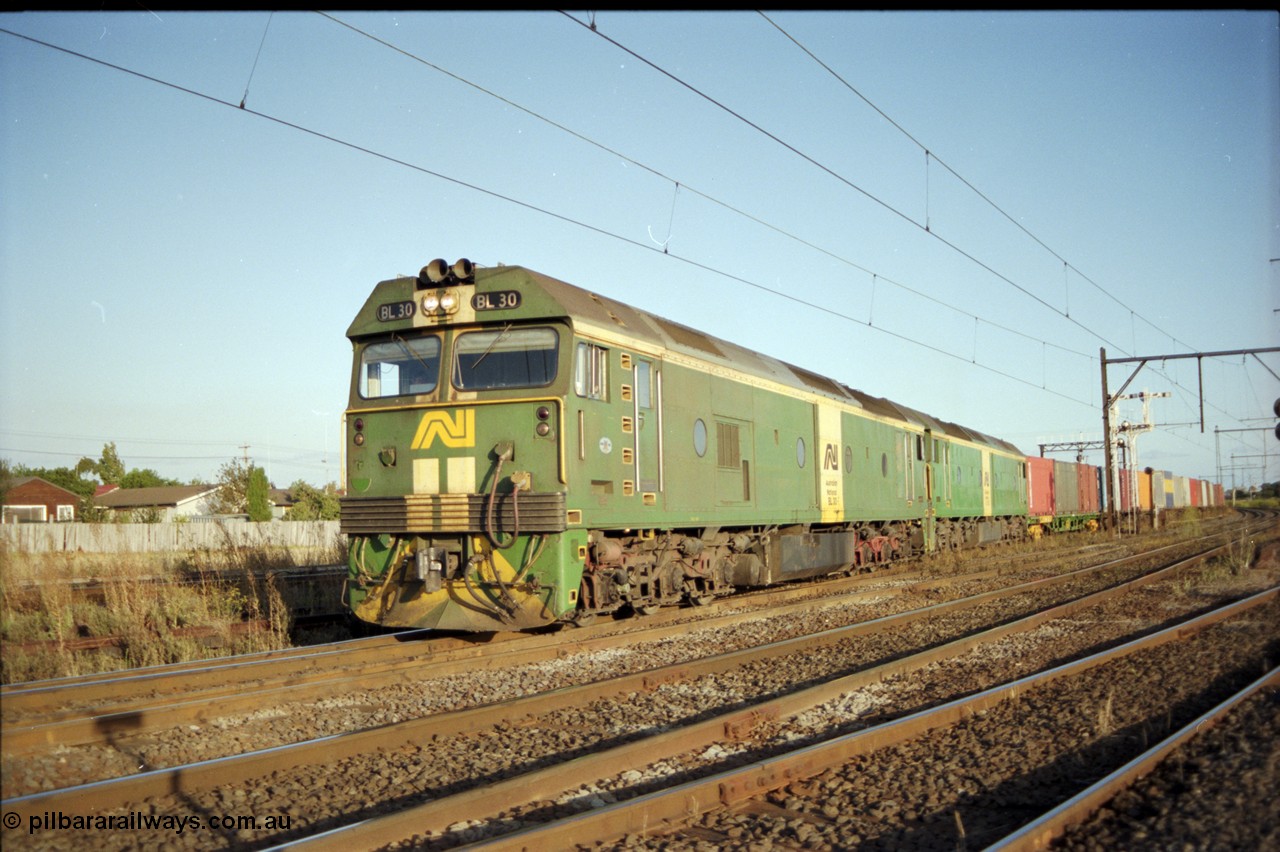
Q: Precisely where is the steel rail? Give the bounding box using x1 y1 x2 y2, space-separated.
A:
0 531 1233 756
0 558 928 714
0 518 1219 710
3 536 1256 838
0 628 444 695
0 526 1222 712
0 574 924 755
984 666 1280 851
0 629 470 717
446 587 1279 852
0 516 1177 704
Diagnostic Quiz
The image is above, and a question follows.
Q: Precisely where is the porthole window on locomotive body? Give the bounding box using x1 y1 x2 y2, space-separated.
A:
881 453 888 477
796 437 806 468
844 446 853 475
693 419 708 457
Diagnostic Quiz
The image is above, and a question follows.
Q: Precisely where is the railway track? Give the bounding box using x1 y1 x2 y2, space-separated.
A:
0 513 1234 701
472 595 1277 852
0 525 1243 758
2 515 1274 849
0 532 1107 744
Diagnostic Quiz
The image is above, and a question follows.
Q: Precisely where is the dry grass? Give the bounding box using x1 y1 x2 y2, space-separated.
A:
0 538 338 684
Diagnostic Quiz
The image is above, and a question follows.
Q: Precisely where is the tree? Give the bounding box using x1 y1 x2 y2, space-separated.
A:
120 468 180 489
207 457 274 519
94 442 126 486
246 465 272 522
4 448 189 523
285 480 341 521
208 458 251 515
0 458 13 505
10 462 96 500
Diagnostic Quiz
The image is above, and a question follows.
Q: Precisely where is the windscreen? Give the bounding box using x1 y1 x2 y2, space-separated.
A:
452 327 559 390
358 335 442 399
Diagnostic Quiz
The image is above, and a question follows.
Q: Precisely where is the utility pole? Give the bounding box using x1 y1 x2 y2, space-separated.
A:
1100 348 1114 528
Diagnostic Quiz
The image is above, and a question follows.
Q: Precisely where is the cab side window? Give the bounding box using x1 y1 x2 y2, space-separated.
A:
574 342 608 400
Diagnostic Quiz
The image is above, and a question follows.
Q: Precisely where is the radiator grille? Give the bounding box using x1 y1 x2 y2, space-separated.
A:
340 492 567 535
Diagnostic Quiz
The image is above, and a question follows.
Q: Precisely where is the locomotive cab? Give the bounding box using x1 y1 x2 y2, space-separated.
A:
341 260 583 631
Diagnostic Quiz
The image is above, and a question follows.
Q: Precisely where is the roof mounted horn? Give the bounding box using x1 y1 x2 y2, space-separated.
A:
417 257 474 288
451 258 474 283
418 258 450 288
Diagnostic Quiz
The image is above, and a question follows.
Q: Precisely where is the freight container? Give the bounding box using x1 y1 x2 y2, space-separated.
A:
1173 476 1190 509
1078 463 1100 514
1027 456 1055 518
1138 470 1153 511
1053 460 1080 516
1152 470 1175 509
1117 467 1135 512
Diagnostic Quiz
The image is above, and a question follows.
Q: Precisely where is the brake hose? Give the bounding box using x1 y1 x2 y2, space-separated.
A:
485 446 525 550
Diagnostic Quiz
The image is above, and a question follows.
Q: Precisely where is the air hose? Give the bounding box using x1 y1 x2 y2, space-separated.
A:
485 443 528 550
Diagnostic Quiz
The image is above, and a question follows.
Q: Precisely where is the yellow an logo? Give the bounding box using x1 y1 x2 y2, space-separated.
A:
412 409 475 449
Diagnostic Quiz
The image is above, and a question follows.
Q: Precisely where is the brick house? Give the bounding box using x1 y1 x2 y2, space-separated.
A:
2 477 82 523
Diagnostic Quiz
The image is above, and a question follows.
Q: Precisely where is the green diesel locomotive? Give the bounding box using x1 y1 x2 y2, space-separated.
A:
340 259 1028 631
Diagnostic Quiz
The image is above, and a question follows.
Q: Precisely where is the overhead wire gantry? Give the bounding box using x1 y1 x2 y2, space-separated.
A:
1099 346 1280 527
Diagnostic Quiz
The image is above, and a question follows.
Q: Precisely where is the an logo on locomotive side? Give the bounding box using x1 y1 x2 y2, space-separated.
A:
411 409 476 449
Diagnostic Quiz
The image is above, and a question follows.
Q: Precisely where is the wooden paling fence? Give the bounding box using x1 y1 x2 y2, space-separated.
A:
0 520 344 554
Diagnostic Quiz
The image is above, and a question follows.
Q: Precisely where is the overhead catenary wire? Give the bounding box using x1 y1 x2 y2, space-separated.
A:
557 11 1268 436
0 19 1270 483
317 12 1093 365
5 20 1269 454
0 25 1096 410
560 11 1129 357
757 11 1201 355
238 11 273 110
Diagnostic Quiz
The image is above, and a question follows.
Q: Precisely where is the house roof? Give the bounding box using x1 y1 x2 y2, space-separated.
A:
6 476 83 501
94 485 219 509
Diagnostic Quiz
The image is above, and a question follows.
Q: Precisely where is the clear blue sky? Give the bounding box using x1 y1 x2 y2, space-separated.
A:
2 11 1277 491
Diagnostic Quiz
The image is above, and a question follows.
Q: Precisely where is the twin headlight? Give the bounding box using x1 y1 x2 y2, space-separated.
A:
421 290 459 315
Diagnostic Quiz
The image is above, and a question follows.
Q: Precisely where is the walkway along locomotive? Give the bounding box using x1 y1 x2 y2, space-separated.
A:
339 259 1032 631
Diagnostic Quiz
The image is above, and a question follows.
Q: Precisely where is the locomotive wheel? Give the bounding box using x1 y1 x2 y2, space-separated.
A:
634 603 661 616
571 611 596 628
689 593 714 607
